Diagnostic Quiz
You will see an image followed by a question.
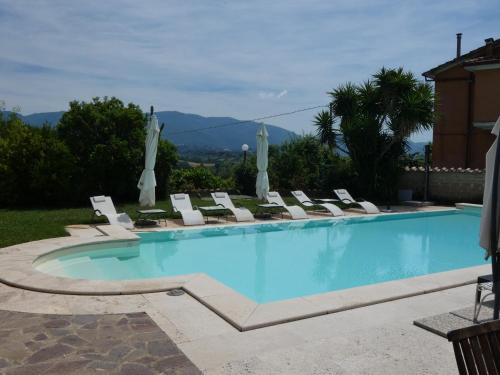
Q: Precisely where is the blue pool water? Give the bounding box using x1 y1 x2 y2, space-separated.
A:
35 210 487 303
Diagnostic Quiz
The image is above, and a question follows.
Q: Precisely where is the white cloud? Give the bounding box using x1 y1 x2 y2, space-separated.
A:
0 0 499 142
277 90 288 98
258 89 288 100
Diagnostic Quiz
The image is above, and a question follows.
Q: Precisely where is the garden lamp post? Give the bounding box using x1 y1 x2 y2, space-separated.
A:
242 144 249 164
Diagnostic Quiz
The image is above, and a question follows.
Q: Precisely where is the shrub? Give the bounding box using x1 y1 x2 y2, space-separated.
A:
169 167 233 192
0 114 76 206
233 160 257 195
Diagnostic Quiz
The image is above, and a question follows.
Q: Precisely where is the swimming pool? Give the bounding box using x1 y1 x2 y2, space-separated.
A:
35 210 487 303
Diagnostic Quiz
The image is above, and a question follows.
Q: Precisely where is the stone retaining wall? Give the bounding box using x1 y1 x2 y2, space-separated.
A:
399 167 485 203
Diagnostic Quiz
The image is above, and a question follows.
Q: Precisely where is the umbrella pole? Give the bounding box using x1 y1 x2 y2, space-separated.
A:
493 254 500 319
490 135 500 320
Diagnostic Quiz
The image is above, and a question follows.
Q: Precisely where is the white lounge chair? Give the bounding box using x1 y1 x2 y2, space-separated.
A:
170 193 205 226
211 192 255 222
266 191 308 220
90 195 134 229
333 189 380 214
291 190 344 217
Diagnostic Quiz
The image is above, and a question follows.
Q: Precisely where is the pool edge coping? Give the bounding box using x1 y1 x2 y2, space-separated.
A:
0 206 489 331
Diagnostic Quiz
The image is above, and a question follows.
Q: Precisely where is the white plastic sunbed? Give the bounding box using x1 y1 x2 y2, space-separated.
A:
291 190 344 217
211 192 255 222
266 191 308 220
170 193 205 226
333 189 380 214
90 195 134 229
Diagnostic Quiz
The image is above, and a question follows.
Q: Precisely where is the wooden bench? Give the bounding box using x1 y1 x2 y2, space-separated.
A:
447 319 500 374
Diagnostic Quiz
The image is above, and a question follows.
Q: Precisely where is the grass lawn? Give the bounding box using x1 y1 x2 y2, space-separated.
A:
0 196 321 248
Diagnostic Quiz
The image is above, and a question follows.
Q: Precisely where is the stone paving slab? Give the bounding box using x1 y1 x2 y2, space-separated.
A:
413 301 495 338
0 310 201 374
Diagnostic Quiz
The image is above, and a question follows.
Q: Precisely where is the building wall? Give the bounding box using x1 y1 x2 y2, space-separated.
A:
468 69 500 168
432 66 471 168
399 168 484 203
474 69 500 122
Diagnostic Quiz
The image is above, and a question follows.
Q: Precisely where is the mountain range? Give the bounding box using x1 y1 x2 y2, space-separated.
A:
2 110 428 153
2 110 296 151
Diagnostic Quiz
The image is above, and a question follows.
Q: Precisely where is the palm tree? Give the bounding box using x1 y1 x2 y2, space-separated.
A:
313 110 335 150
328 67 435 200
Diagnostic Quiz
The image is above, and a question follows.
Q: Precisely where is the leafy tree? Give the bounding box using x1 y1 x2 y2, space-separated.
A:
265 135 352 194
313 110 335 150
156 139 179 199
0 113 75 206
321 67 434 200
57 97 166 203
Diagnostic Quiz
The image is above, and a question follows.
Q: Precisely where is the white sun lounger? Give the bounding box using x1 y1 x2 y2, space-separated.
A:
90 195 134 229
170 193 205 226
333 189 380 214
291 190 344 217
211 192 254 222
266 191 308 220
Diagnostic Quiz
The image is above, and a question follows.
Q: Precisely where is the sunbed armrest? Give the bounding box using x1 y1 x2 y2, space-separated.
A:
93 209 103 217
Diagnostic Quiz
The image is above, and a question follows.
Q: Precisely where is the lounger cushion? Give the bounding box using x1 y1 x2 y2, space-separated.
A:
357 201 380 214
174 194 186 200
286 205 308 220
321 203 344 217
214 192 226 198
292 191 303 196
232 207 254 222
180 210 205 226
92 195 106 203
267 192 279 197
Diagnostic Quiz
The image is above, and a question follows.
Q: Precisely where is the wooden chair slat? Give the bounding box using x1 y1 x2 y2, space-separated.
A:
477 334 497 374
453 342 469 375
488 332 500 373
470 336 488 374
461 338 479 375
448 320 500 375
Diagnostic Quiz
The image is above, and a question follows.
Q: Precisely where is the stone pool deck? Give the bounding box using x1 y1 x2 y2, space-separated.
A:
0 281 483 374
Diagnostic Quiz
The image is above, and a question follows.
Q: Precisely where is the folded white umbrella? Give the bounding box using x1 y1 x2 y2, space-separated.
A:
256 123 269 200
138 113 160 207
479 115 500 319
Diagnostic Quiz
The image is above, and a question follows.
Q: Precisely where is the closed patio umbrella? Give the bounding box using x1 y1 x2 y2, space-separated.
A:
479 115 500 319
256 123 269 200
137 109 160 207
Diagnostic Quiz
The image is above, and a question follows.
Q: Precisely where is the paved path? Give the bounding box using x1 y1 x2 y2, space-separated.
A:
0 310 201 374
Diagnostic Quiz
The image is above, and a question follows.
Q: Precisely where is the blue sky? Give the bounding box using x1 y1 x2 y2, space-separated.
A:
1 0 499 142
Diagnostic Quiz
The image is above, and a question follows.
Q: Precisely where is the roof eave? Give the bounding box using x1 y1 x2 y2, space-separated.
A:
422 60 461 79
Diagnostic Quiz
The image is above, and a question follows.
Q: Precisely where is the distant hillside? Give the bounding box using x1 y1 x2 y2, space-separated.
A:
2 111 65 126
156 111 297 151
1 110 429 153
1 110 296 151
